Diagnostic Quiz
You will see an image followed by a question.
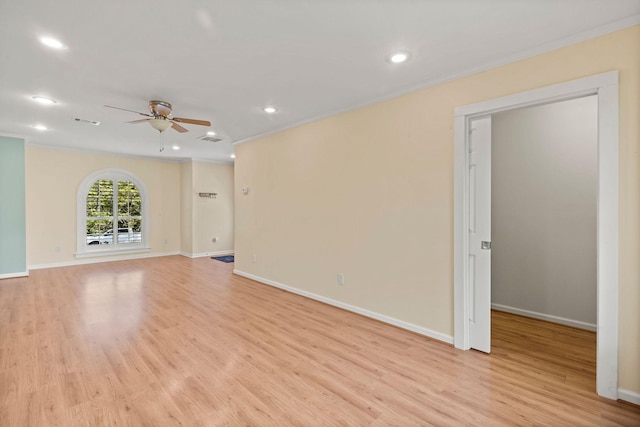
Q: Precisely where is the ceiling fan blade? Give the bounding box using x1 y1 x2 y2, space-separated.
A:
126 119 151 124
104 105 153 117
170 121 189 133
172 117 211 126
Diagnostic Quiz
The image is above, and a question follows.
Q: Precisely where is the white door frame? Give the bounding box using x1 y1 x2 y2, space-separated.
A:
453 71 619 399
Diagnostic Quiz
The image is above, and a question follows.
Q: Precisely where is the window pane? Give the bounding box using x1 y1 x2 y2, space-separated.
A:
86 219 113 245
94 180 113 216
86 180 113 217
86 181 100 217
86 180 114 245
115 181 142 245
130 218 141 233
118 180 141 216
117 218 141 244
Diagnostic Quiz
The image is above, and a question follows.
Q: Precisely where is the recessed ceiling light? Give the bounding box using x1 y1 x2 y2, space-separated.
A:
263 106 277 114
389 52 409 63
32 95 57 105
206 131 216 136
171 145 180 150
230 154 236 159
32 124 48 131
39 36 67 50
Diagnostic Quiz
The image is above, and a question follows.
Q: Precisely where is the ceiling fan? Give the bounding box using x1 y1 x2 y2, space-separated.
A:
105 100 211 133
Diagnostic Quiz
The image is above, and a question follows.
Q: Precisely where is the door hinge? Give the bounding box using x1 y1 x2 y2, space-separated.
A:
481 241 492 250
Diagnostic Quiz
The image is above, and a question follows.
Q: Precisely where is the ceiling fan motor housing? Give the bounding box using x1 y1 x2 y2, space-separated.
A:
149 100 172 118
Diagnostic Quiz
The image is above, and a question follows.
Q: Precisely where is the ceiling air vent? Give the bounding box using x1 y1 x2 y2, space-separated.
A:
197 134 223 143
74 118 101 126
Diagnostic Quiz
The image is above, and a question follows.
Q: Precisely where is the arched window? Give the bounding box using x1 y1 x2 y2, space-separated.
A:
77 169 149 256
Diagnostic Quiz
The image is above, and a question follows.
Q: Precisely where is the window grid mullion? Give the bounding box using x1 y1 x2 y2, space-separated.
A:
113 179 119 248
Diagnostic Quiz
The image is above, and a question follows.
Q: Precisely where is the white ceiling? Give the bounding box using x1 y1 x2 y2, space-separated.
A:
1 0 639 163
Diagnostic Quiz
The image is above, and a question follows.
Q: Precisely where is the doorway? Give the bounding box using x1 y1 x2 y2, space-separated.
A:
491 96 597 331
453 71 619 399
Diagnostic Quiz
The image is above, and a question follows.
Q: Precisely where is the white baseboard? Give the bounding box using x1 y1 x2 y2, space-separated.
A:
0 270 29 279
233 269 453 345
491 303 596 332
618 388 640 406
180 250 234 259
28 251 181 270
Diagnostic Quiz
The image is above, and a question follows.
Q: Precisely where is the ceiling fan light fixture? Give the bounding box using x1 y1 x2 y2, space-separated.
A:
149 118 172 132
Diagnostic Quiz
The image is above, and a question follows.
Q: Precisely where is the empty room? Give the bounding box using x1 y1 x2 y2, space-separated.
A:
1 1 639 425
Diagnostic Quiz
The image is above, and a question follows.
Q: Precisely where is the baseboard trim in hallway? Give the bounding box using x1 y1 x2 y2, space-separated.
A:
492 302 597 331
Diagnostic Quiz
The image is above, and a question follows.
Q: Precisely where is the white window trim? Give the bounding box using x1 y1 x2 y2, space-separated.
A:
76 168 150 257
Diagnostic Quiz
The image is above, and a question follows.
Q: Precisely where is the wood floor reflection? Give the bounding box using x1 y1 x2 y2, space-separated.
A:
0 256 638 426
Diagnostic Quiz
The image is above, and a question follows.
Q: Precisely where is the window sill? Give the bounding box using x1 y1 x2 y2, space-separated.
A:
75 247 151 259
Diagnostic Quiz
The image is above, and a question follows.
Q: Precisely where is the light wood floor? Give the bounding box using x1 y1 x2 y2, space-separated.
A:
0 256 638 426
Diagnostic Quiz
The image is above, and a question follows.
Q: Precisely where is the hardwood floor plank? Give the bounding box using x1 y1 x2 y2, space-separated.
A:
39 382 66 427
0 256 638 426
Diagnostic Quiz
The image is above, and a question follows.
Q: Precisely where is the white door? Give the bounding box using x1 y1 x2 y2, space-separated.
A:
468 116 492 353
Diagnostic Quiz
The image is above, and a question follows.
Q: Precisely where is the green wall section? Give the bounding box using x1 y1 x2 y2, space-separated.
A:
0 136 26 276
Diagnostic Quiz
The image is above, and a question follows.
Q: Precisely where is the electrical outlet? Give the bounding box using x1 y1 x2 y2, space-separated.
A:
55 246 61 253
163 239 168 245
337 273 344 285
212 237 218 243
252 254 257 263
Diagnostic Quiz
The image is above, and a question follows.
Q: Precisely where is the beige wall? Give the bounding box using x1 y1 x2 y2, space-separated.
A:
492 96 598 326
235 26 640 393
181 160 234 256
180 161 193 254
26 148 235 265
26 146 182 266
191 161 235 255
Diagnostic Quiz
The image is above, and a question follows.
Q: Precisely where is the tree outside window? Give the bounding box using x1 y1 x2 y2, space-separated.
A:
85 179 142 246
